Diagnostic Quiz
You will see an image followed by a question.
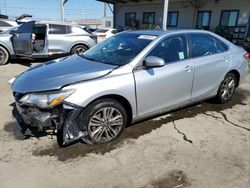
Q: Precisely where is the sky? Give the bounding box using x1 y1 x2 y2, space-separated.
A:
0 0 113 21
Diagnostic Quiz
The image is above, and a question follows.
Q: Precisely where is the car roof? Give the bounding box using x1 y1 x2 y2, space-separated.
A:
36 20 80 27
126 29 216 37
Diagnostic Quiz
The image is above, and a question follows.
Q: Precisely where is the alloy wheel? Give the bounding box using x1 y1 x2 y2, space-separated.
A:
75 47 86 55
220 76 236 101
88 107 123 143
0 48 7 64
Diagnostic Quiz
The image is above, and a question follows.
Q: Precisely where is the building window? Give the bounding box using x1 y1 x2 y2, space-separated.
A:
125 12 136 27
196 11 211 29
143 12 155 24
220 10 239 27
167 11 178 27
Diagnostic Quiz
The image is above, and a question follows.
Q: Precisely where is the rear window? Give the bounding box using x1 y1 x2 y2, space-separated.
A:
95 29 108 33
111 29 118 34
68 26 88 34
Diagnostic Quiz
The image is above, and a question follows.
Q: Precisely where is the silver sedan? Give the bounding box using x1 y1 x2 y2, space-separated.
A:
11 30 249 146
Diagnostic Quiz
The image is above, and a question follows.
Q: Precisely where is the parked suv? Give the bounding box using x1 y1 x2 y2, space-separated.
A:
0 21 97 65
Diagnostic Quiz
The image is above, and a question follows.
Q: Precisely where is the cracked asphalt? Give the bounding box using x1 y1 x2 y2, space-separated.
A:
0 60 249 188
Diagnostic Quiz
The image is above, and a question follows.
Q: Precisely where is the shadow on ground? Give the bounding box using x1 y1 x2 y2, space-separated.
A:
4 88 250 161
9 58 52 67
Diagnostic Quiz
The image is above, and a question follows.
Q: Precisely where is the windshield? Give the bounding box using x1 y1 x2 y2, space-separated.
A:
83 33 157 66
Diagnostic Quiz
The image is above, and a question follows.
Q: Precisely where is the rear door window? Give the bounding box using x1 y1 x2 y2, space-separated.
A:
49 24 67 34
189 33 218 58
214 37 229 53
147 34 188 63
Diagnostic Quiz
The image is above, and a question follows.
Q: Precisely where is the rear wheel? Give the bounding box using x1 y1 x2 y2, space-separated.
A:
215 73 237 103
0 46 9 65
80 99 127 145
70 44 88 55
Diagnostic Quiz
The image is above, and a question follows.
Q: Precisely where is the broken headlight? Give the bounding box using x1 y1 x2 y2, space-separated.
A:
19 89 75 109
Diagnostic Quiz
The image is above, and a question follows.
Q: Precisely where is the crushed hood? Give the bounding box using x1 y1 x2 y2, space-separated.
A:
12 55 117 93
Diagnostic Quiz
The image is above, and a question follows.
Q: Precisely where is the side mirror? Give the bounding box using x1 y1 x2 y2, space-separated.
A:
10 30 17 35
144 56 165 68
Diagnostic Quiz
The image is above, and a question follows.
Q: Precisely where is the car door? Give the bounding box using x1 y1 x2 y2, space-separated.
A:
188 33 230 102
11 21 35 57
134 34 194 117
47 24 69 55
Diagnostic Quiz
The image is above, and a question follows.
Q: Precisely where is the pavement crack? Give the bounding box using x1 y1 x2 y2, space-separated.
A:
203 112 223 120
219 111 250 132
173 121 193 144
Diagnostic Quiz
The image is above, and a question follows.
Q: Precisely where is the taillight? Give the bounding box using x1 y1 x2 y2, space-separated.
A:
243 52 249 60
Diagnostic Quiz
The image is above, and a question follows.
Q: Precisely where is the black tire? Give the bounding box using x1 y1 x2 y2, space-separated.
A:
80 99 127 145
70 44 88 55
215 72 237 104
0 46 9 65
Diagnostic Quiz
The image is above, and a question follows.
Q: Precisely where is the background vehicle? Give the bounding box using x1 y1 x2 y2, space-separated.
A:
0 21 97 65
93 28 118 43
80 25 98 33
0 19 18 32
11 30 249 146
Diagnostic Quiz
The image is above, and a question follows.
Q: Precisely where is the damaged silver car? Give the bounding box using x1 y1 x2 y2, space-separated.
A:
11 30 249 146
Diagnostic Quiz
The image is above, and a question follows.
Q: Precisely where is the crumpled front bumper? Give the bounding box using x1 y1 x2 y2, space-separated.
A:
16 102 53 130
14 99 88 146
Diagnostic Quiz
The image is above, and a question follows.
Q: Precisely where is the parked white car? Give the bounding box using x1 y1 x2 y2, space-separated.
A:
93 28 118 43
0 19 18 32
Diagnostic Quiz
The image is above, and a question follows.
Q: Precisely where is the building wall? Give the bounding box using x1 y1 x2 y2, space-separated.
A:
200 0 250 30
115 0 250 32
115 1 164 27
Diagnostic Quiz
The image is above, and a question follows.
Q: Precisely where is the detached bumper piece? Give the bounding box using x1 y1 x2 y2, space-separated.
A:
15 99 87 146
62 109 88 146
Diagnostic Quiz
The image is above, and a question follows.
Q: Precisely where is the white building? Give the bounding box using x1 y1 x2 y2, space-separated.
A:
97 0 250 45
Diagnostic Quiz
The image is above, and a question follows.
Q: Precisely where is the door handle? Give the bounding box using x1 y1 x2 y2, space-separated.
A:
183 65 193 72
222 56 229 62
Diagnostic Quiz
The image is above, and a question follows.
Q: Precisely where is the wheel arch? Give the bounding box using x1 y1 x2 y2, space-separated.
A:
0 44 10 56
87 94 133 125
70 42 90 53
227 69 240 87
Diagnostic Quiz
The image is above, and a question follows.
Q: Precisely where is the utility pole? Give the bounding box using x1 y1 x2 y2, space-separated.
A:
104 3 107 18
162 0 169 30
60 0 64 21
60 0 68 22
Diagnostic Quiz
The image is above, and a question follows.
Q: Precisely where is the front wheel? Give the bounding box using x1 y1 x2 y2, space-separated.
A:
80 99 127 145
215 73 237 103
0 46 9 65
